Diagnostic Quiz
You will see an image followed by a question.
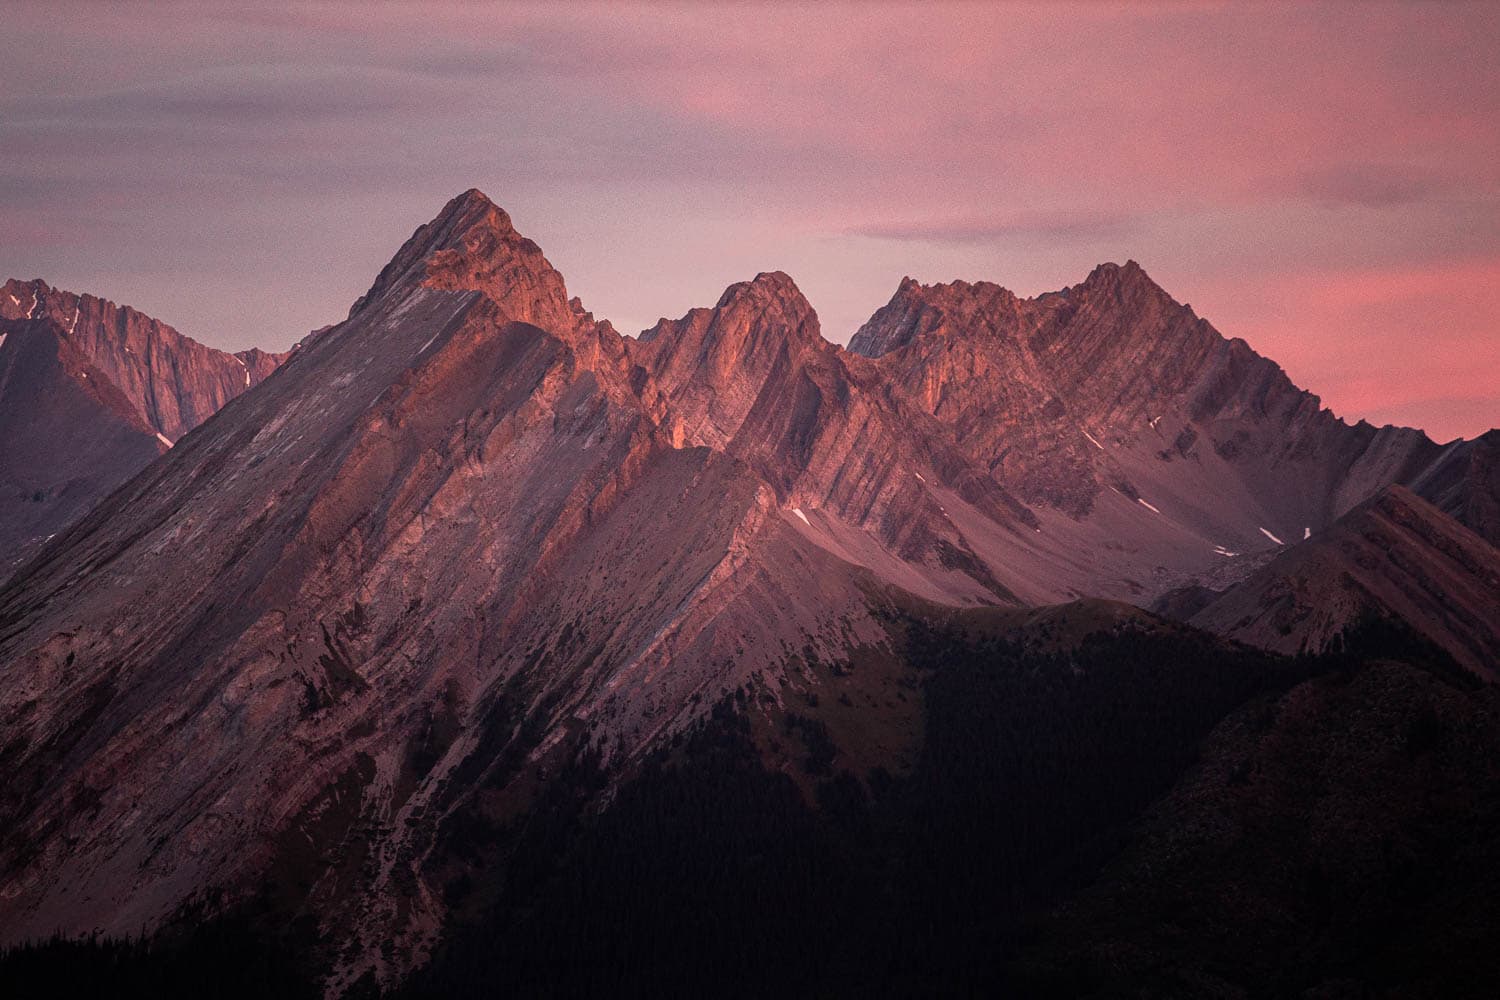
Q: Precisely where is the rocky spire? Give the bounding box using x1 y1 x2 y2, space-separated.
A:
848 276 1023 358
348 189 578 333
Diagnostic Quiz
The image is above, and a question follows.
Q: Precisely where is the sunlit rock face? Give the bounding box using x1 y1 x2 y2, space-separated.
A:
852 261 1490 545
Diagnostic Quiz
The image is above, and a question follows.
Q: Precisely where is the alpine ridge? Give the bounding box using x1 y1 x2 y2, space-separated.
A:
851 263 1496 548
0 189 1495 994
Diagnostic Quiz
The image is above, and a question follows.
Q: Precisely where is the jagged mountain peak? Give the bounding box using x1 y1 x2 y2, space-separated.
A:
895 276 1021 311
628 270 830 449
848 275 1022 358
641 269 825 365
421 187 522 255
5 191 1499 994
1081 257 1146 281
0 276 289 573
448 186 509 220
348 189 579 333
712 270 820 337
1072 258 1156 295
852 262 1163 359
1 276 287 439
719 268 798 298
397 187 518 251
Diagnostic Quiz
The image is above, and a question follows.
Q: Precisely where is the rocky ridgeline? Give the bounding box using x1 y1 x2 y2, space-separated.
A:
0 189 1496 991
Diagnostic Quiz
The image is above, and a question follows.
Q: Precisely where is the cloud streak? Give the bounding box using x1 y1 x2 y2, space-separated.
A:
850 211 1141 245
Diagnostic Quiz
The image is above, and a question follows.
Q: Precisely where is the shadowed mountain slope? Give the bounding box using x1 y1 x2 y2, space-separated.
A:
0 320 165 573
1187 486 1500 679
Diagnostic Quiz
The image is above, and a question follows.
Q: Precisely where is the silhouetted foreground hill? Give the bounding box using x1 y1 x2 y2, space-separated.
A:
6 609 1493 998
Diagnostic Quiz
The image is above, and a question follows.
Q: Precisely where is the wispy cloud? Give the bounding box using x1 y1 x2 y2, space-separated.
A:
1287 163 1442 208
849 210 1140 245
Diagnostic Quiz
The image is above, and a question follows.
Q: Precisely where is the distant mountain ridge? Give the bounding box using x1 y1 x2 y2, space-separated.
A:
1 279 284 440
0 279 287 576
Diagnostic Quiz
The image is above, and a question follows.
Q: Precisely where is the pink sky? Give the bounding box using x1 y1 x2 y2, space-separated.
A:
2 1 1496 441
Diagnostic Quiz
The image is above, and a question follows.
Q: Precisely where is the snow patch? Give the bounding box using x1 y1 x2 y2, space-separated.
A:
26 290 38 319
156 432 174 448
1304 526 1311 540
67 307 79 334
1082 430 1105 450
417 334 439 355
1259 527 1285 545
6 294 16 305
0 333 6 351
1212 545 1239 558
1148 415 1161 429
914 472 925 483
792 507 810 526
1137 498 1161 514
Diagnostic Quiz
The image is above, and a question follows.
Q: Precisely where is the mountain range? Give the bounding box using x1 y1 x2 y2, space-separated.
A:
1 189 1496 995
